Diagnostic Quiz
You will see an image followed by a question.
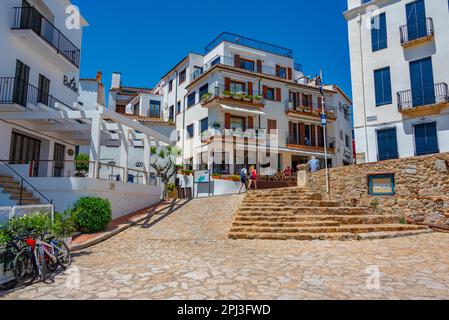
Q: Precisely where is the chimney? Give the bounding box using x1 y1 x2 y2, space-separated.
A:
96 71 102 83
111 72 121 89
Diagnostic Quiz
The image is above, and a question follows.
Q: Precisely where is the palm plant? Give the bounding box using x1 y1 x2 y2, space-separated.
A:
150 145 182 199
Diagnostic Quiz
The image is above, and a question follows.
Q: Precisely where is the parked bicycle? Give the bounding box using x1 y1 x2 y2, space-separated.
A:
0 231 23 290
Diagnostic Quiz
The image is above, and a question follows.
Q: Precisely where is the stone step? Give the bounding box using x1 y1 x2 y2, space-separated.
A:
0 180 20 187
245 195 325 201
229 231 360 241
9 193 38 200
242 200 342 207
237 207 369 216
18 199 42 205
234 215 401 225
232 220 341 228
229 224 428 234
228 228 432 241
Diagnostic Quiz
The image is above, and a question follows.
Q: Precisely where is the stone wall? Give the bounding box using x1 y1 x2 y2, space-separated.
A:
307 153 449 230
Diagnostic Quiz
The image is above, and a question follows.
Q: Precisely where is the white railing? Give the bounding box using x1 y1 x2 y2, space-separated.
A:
0 204 54 225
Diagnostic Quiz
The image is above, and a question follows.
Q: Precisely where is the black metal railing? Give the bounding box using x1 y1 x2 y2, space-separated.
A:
205 32 293 58
397 82 449 111
12 6 80 68
0 160 53 206
0 77 74 110
400 17 434 45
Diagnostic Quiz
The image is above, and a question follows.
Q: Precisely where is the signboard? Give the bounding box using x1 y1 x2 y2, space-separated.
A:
321 114 327 126
368 174 395 196
194 170 210 184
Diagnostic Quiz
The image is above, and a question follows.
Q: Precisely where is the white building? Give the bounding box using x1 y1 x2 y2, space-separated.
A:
153 32 353 175
345 0 449 163
0 0 169 218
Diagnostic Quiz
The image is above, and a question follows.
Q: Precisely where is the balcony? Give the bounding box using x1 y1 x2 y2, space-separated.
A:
286 135 335 154
11 6 80 68
285 101 337 122
200 84 265 108
201 123 267 144
198 55 293 82
397 83 449 116
400 18 434 48
0 77 74 111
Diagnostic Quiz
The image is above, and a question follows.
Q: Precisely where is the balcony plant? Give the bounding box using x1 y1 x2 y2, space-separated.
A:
222 91 231 99
296 106 305 112
212 173 222 180
253 95 263 104
200 92 212 102
243 94 252 102
75 153 89 177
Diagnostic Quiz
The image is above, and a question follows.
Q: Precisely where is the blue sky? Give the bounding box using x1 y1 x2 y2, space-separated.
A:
74 0 352 98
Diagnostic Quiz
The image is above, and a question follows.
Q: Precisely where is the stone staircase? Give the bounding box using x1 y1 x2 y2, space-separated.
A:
0 175 42 205
228 188 432 241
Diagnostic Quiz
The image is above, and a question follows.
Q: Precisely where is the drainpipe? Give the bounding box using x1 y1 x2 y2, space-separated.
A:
358 12 370 163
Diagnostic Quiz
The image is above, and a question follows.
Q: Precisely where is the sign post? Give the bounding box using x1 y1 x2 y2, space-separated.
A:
193 170 211 198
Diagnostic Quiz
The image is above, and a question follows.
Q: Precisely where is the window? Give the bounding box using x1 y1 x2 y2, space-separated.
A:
377 127 398 161
187 92 196 107
177 100 181 113
371 13 387 51
374 67 392 106
369 174 395 196
168 80 173 92
230 116 245 130
340 130 344 140
186 124 194 139
211 56 221 67
406 0 427 41
277 66 287 78
230 81 246 94
239 58 255 71
414 122 439 156
345 134 350 148
265 87 275 101
200 117 208 134
149 100 160 117
199 83 209 100
169 105 174 122
267 119 277 134
9 132 41 176
38 74 50 106
179 69 186 84
409 57 435 107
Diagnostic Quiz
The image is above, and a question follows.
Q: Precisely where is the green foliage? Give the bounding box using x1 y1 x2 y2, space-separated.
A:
0 227 10 246
75 153 90 173
74 197 111 233
8 211 53 236
167 183 177 192
181 170 193 176
369 198 380 211
52 208 78 238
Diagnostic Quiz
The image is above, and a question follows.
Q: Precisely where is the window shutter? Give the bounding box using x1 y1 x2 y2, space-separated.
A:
276 65 281 77
288 121 293 143
263 86 268 99
287 67 292 80
257 60 262 73
224 77 231 91
275 88 282 102
234 54 240 68
317 126 324 147
248 116 254 129
299 123 306 145
311 125 316 147
248 82 253 96
225 113 231 129
297 92 301 107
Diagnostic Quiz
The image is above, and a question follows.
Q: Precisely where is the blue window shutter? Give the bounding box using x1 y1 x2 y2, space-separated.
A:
374 67 392 106
377 128 398 160
371 13 387 52
406 0 427 41
415 123 439 156
410 57 435 107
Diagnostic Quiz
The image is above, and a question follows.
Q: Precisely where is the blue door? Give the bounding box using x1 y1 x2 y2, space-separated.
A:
406 0 427 41
414 122 439 156
409 57 435 107
377 128 399 161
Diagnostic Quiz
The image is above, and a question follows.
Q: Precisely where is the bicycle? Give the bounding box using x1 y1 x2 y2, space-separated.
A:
0 233 22 290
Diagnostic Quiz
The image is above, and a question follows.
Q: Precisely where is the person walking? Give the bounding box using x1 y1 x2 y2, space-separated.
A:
239 167 248 193
249 166 258 190
307 156 321 173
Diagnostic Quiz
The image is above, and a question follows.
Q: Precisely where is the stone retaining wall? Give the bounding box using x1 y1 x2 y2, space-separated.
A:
307 153 449 229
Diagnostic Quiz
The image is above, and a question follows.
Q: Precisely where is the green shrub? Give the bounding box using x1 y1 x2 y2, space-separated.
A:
167 183 177 192
52 208 78 238
8 212 53 236
75 153 90 174
74 197 112 233
0 227 10 246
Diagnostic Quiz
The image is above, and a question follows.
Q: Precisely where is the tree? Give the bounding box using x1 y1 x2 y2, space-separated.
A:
150 145 181 199
75 153 89 176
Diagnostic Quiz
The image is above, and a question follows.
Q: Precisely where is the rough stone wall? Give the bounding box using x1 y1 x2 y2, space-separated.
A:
308 153 449 229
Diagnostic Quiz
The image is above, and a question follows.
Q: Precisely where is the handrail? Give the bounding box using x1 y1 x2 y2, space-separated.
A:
399 17 434 44
0 160 53 205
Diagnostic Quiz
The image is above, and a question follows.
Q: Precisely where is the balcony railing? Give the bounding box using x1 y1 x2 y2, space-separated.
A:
397 83 449 111
205 32 293 58
286 101 337 119
400 17 434 45
201 123 268 143
0 77 74 110
286 134 335 152
200 83 265 107
12 6 80 68
199 55 293 80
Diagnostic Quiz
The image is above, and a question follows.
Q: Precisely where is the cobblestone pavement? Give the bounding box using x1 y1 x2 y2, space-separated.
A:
2 194 449 300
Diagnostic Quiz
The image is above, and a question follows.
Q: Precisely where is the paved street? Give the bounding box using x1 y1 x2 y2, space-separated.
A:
2 194 449 300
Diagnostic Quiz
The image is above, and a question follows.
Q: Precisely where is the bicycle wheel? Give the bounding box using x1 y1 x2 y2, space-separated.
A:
37 247 47 282
13 250 37 286
54 240 71 269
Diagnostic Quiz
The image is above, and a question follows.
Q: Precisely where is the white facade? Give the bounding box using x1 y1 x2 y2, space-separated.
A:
345 0 449 163
154 33 353 174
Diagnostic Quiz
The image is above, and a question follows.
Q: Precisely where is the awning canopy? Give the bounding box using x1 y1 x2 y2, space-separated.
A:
220 104 265 116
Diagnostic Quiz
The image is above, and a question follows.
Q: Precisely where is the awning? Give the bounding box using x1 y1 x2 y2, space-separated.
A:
220 104 266 116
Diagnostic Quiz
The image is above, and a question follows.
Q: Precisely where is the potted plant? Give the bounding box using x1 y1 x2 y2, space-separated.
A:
222 91 231 99
243 94 252 102
176 164 183 174
166 183 178 199
212 173 222 180
200 92 212 102
75 153 89 177
253 95 262 104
